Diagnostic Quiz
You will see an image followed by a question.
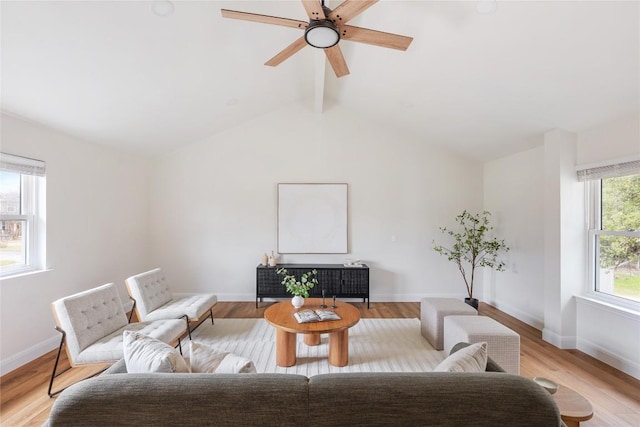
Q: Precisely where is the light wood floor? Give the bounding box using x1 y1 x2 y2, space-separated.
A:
1 302 639 426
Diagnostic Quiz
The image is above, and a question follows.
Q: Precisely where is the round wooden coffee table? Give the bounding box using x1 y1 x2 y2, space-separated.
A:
552 385 593 427
264 298 360 367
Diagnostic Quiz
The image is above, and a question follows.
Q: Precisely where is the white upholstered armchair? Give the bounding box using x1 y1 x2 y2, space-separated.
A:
125 268 217 339
48 283 186 397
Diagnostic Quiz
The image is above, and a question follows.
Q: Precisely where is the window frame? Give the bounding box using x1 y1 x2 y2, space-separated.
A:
587 178 640 309
0 159 45 278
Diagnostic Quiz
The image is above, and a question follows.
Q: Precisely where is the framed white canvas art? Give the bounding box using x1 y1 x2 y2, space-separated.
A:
277 183 348 254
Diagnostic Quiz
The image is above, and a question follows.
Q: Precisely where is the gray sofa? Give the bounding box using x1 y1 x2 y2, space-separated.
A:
46 344 564 427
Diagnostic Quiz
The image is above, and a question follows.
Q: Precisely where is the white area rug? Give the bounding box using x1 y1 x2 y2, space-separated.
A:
188 318 445 376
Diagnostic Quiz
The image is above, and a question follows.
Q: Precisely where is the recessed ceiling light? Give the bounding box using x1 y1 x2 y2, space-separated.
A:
476 0 497 14
151 0 174 17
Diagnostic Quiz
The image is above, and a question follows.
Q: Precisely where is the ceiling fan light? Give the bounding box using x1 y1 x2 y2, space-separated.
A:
304 20 340 49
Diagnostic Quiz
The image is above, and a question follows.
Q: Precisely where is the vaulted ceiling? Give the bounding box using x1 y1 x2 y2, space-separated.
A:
2 1 638 161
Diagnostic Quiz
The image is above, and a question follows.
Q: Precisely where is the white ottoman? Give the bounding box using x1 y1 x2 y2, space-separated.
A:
444 315 520 374
420 298 477 350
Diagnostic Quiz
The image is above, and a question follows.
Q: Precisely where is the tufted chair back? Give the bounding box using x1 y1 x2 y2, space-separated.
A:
51 283 128 363
125 268 173 321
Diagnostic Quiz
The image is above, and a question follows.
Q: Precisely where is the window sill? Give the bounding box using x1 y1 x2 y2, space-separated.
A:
576 295 640 320
0 268 52 281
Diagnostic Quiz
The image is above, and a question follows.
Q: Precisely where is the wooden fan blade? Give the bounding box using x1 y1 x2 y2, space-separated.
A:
265 37 308 67
221 9 307 30
341 25 413 51
324 45 350 78
329 0 378 24
301 0 326 20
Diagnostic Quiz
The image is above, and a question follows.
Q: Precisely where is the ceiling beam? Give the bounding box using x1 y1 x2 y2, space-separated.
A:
313 49 326 113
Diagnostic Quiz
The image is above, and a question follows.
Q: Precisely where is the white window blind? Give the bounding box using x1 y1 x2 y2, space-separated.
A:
576 160 640 182
0 153 46 177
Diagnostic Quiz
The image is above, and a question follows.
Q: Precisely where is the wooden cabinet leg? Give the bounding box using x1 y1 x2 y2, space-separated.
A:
276 329 296 367
328 329 349 367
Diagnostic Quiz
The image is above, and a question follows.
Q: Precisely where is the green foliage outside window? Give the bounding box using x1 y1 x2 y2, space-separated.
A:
599 174 640 301
600 175 640 268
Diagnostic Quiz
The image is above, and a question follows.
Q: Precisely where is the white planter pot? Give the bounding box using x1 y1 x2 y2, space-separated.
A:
291 296 304 309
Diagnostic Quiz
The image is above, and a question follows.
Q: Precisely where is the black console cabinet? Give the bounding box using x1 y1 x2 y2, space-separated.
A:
256 263 369 308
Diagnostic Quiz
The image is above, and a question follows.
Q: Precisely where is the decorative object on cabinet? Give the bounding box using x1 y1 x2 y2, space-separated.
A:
268 250 277 267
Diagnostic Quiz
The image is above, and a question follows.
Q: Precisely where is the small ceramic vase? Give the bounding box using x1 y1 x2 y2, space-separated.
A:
268 251 277 267
260 252 268 266
291 295 304 309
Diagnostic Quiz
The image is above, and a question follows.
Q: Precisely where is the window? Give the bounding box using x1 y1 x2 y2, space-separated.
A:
0 153 45 277
582 161 640 304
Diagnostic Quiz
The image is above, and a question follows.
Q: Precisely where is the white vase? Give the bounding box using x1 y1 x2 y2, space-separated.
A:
291 295 304 309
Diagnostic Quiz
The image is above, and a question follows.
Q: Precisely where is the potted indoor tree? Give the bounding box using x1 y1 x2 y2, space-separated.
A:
433 210 509 309
276 268 318 308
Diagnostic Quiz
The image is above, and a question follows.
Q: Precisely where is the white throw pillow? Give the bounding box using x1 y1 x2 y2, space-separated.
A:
190 341 257 373
433 342 488 373
123 330 190 373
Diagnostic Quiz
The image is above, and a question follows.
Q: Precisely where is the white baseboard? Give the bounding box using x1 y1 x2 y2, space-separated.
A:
542 328 561 347
214 293 255 302
542 328 576 349
216 292 466 303
0 335 59 376
374 293 465 302
577 337 640 380
487 300 544 330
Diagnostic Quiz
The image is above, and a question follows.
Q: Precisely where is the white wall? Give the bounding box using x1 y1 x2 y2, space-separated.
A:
0 114 152 375
542 129 585 349
483 114 640 379
576 113 640 166
575 114 640 378
483 146 545 328
149 102 484 302
4 103 635 377
576 298 640 378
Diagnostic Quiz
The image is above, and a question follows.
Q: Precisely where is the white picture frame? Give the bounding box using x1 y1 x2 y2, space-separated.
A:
277 183 348 254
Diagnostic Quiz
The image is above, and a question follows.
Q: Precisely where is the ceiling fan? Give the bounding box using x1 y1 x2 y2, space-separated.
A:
221 0 413 78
